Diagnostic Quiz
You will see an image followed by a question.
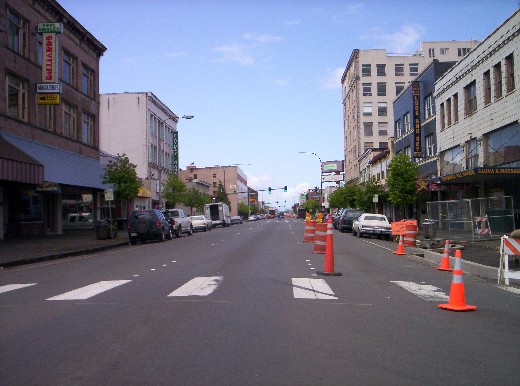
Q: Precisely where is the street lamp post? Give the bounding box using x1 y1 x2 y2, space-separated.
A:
299 151 323 210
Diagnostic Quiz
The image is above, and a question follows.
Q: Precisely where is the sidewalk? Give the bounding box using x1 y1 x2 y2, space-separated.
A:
0 229 129 268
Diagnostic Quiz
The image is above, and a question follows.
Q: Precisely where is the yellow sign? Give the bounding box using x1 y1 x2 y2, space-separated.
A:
37 94 60 105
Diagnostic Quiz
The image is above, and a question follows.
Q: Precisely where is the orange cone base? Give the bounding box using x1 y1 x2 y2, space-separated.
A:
436 260 452 271
317 271 342 276
438 303 477 311
437 266 453 271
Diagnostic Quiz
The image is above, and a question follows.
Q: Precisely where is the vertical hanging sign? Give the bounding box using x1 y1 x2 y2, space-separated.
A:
172 131 179 174
412 81 422 158
38 23 62 105
41 32 57 82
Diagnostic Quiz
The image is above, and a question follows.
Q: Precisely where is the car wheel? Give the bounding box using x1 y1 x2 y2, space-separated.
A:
358 230 362 238
188 226 193 236
167 228 173 240
130 237 137 245
352 229 356 236
159 230 166 242
175 227 181 238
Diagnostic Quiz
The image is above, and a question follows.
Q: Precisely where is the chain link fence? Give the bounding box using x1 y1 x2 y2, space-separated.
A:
424 196 515 242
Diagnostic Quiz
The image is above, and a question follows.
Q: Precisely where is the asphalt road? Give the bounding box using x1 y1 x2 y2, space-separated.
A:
1 219 519 385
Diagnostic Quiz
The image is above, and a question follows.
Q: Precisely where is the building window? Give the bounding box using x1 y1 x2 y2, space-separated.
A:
425 134 434 157
378 122 388 136
395 64 404 76
377 102 387 116
363 102 372 116
505 53 515 93
428 48 435 58
458 48 471 57
440 102 445 129
395 82 405 95
404 146 412 160
441 146 463 174
493 61 503 100
6 73 27 120
446 98 452 126
63 102 77 139
362 64 371 77
486 125 520 167
453 93 459 123
376 64 386 76
82 64 95 97
362 83 372 96
37 33 43 66
483 70 491 106
403 113 410 133
424 94 434 119
364 142 373 151
409 63 419 76
466 138 479 169
63 50 77 86
464 80 477 116
82 112 95 145
395 119 403 137
440 48 449 55
364 122 373 136
37 105 55 131
7 8 28 56
378 142 388 149
377 82 386 96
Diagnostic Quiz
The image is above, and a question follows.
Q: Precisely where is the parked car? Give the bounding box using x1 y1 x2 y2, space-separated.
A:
128 209 172 245
247 215 258 222
278 212 285 219
337 209 364 233
230 216 243 225
190 215 212 232
352 213 392 240
162 209 193 237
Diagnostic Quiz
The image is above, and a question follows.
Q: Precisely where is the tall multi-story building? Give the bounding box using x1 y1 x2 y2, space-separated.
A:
179 165 249 217
99 92 183 211
341 41 479 183
434 10 520 211
0 0 106 239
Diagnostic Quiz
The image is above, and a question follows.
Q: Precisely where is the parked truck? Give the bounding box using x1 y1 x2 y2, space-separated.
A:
204 202 231 227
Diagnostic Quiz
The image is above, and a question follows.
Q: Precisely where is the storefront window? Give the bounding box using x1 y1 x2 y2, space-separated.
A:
441 146 463 175
18 190 42 222
62 193 94 229
486 124 520 167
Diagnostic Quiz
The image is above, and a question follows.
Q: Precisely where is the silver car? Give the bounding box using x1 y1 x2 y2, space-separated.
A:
190 215 212 232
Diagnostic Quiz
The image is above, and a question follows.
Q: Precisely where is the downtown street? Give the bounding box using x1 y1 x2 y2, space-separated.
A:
1 218 520 386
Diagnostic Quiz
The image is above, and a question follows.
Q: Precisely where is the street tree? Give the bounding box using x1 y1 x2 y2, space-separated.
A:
162 173 187 208
183 187 206 215
238 202 249 218
343 182 361 208
102 153 140 218
304 199 320 216
387 153 419 208
328 187 344 210
355 177 386 212
214 181 231 207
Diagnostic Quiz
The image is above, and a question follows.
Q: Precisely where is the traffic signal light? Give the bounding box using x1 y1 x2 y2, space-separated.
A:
268 187 272 194
284 186 287 192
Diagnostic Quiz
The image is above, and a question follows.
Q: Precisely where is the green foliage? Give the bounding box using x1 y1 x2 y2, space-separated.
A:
387 153 419 207
213 181 231 206
304 199 320 216
102 153 140 209
343 182 361 208
162 173 187 208
182 187 211 215
237 202 249 218
328 188 344 210
355 178 386 212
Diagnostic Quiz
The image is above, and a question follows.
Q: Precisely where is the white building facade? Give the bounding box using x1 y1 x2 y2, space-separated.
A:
99 92 180 210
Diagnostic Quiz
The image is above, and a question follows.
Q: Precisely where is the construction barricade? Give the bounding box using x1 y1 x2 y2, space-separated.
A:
303 219 316 243
391 220 417 246
498 236 520 285
313 222 327 254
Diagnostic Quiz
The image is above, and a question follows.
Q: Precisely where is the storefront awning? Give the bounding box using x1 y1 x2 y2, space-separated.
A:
137 187 152 198
0 134 44 184
439 167 520 184
1 132 109 190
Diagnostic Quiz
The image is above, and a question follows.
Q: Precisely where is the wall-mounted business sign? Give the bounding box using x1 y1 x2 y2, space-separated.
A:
412 81 422 158
323 174 344 182
42 33 58 83
37 83 61 93
37 94 60 105
38 23 63 33
321 161 344 173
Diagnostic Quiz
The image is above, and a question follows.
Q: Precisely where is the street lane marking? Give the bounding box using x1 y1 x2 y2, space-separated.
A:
168 276 224 297
292 278 338 299
0 283 37 294
46 280 131 300
391 281 449 301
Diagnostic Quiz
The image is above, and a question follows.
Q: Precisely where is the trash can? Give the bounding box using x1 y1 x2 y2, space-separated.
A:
96 220 109 240
422 221 436 239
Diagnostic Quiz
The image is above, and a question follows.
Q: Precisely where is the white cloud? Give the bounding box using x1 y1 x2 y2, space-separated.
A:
273 78 289 87
247 174 271 190
281 20 301 26
242 33 282 43
213 44 254 65
320 67 344 90
362 24 424 53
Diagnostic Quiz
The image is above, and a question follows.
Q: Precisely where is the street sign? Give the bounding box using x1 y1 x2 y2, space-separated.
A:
37 94 60 105
105 189 114 201
37 83 61 93
38 23 63 33
373 194 379 203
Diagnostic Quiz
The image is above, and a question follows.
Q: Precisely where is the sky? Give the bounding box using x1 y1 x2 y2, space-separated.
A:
59 0 518 209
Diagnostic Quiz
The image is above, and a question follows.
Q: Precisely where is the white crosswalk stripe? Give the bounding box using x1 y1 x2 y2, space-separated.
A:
292 278 338 299
0 283 37 294
46 280 131 300
168 276 224 297
391 281 449 301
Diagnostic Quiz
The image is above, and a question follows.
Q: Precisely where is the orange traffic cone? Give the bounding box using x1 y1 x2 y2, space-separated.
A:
318 216 342 276
437 240 453 271
438 250 476 312
393 235 406 255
